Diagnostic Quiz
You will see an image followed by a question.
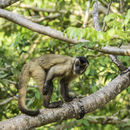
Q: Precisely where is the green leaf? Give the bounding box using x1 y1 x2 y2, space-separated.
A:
82 120 89 126
35 90 41 100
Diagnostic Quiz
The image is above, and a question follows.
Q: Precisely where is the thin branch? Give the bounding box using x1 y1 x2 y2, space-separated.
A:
109 55 127 71
99 0 108 7
83 1 90 28
54 115 130 130
0 71 129 129
0 0 21 8
21 36 49 60
0 96 17 106
92 0 128 71
17 4 58 13
102 0 112 31
119 0 123 13
92 0 101 31
4 79 17 85
0 9 130 56
27 13 61 23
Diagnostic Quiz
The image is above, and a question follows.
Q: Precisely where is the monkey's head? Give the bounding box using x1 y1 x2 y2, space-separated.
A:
73 56 89 75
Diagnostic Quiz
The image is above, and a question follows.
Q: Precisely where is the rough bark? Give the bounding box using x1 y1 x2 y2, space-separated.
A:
0 71 129 130
92 0 101 31
0 0 21 8
0 8 130 56
109 55 127 71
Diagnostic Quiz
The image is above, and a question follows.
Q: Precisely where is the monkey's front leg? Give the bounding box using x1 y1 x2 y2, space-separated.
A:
43 80 53 95
43 85 63 108
43 65 68 95
60 78 76 102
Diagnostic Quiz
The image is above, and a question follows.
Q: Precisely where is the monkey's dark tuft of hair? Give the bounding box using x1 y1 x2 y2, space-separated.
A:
77 56 89 64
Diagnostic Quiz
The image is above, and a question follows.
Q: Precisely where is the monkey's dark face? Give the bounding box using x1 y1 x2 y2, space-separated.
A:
73 56 89 75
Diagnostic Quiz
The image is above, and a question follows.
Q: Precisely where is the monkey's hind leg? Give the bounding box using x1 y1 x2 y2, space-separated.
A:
31 66 62 108
31 66 46 110
43 85 63 108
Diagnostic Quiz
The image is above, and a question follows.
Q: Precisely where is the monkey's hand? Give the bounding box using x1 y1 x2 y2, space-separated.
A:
43 81 53 95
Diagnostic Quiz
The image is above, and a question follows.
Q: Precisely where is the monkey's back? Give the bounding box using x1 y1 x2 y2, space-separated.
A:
35 54 75 70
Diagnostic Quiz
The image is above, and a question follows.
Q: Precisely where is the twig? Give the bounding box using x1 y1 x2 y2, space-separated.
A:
0 96 18 106
99 0 108 7
16 4 65 13
83 1 90 28
92 0 101 31
109 55 127 71
27 13 61 23
54 115 130 130
102 0 112 31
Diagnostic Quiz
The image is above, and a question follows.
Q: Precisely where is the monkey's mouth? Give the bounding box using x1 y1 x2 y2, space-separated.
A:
75 70 83 75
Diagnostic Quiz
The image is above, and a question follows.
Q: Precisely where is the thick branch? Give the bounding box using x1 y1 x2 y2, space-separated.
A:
0 71 129 130
0 0 21 8
90 46 130 56
0 9 130 56
0 8 88 44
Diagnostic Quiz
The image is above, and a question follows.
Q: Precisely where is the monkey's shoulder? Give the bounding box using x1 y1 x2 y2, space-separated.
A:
37 54 75 69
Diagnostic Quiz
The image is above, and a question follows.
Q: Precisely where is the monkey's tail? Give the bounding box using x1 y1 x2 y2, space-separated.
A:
18 64 40 116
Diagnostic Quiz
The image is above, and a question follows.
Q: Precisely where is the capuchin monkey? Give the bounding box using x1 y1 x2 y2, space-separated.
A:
18 54 89 116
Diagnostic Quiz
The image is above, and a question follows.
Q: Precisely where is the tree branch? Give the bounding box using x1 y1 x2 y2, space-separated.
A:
0 8 88 44
83 1 90 28
92 0 101 31
92 0 128 72
16 3 58 13
0 0 21 8
102 0 112 31
0 71 130 129
0 8 130 56
90 46 130 56
54 115 130 129
27 13 61 23
0 96 17 106
109 55 127 71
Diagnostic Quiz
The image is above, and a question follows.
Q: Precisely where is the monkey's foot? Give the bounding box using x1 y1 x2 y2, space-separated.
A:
65 96 77 102
44 101 63 108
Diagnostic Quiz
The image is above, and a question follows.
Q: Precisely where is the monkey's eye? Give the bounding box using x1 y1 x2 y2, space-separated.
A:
75 62 80 66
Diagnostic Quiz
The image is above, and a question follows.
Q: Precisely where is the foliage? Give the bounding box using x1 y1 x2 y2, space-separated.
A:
0 0 130 130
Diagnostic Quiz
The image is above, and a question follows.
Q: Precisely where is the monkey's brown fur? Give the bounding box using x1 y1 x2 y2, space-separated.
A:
18 54 88 116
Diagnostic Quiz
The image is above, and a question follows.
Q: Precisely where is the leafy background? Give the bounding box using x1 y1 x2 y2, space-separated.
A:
0 0 130 129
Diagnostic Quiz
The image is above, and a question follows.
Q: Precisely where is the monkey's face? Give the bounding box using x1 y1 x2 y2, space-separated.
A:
73 56 89 75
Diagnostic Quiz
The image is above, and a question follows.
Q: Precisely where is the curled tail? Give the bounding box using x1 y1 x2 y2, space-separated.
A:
18 64 40 116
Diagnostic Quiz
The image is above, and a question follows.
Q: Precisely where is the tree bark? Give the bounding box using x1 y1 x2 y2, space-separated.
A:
0 8 130 56
0 71 129 130
0 0 21 8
